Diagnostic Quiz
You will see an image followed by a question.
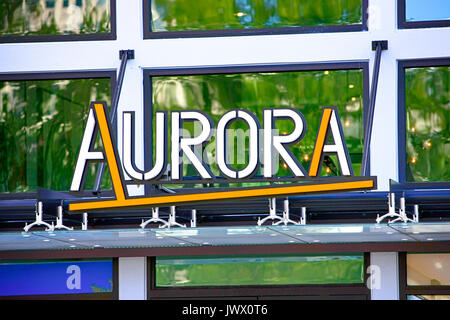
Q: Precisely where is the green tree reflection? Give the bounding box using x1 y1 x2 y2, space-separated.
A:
156 255 365 287
0 78 112 193
405 66 449 182
152 69 364 187
151 0 363 32
0 0 110 37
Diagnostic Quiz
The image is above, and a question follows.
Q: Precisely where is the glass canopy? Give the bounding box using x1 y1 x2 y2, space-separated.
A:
0 222 449 251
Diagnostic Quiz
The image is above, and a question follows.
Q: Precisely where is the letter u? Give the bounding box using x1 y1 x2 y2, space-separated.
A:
122 111 167 181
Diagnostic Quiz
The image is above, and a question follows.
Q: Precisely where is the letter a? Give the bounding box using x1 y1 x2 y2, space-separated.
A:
309 107 353 177
66 265 81 290
70 102 126 202
70 106 105 192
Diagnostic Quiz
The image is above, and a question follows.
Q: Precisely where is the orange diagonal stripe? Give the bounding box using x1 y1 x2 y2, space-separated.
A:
94 103 126 201
309 108 332 177
69 179 374 212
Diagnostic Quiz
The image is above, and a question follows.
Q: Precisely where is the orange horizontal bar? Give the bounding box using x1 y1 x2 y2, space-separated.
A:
69 179 374 212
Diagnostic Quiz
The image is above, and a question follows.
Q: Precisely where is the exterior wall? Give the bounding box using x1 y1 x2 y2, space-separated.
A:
1 0 448 192
119 257 147 300
370 252 400 300
0 0 448 300
116 253 401 300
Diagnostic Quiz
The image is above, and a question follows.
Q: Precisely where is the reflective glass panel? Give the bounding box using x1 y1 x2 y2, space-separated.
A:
0 77 112 193
151 0 363 32
156 254 365 287
0 259 113 296
405 66 449 182
407 253 450 286
0 0 111 38
152 69 364 186
405 0 450 22
408 295 450 300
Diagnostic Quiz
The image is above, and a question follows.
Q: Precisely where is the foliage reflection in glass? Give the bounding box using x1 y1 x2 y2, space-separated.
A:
156 254 365 287
0 78 112 193
405 66 449 182
151 0 363 32
152 69 364 187
0 0 111 37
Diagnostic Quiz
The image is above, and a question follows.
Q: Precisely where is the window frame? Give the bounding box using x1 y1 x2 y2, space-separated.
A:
0 0 117 44
143 0 369 39
0 70 117 198
399 252 450 300
397 57 450 186
147 253 371 300
143 61 370 196
0 257 119 300
397 0 450 29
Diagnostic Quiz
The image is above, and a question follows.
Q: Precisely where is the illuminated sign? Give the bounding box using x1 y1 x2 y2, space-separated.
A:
68 102 376 212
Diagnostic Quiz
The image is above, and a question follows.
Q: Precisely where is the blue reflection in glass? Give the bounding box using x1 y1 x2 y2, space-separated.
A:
406 0 450 22
0 260 113 296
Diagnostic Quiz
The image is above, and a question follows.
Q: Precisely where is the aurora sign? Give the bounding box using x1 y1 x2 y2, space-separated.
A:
68 102 376 212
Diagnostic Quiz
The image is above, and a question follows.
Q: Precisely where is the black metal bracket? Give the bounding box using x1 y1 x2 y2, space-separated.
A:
93 49 135 195
119 49 135 60
371 40 388 51
361 41 388 177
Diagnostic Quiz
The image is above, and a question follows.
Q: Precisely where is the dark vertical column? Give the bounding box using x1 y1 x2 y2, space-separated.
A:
361 41 388 177
94 50 135 195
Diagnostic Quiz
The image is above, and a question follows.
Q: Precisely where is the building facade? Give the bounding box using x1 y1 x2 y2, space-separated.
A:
0 0 449 300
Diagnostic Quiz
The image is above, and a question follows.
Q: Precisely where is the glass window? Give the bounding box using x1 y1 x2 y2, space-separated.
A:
0 0 112 38
151 69 365 186
0 77 112 193
405 0 450 22
405 66 449 182
150 0 364 33
156 254 365 287
407 253 450 286
408 295 450 300
0 259 113 296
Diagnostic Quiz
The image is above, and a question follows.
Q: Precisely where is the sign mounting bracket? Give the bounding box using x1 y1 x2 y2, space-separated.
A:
361 40 388 177
93 49 135 196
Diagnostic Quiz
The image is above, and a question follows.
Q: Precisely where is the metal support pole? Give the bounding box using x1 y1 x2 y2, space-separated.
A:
94 49 135 195
54 203 73 231
361 41 388 176
413 204 419 222
301 207 307 225
82 212 88 230
191 209 197 228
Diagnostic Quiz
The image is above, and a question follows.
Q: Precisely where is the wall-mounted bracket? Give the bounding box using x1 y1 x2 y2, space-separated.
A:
371 40 388 51
53 204 73 231
24 202 54 232
119 49 135 60
257 198 284 226
376 193 417 223
274 199 302 226
140 207 170 229
160 206 185 228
